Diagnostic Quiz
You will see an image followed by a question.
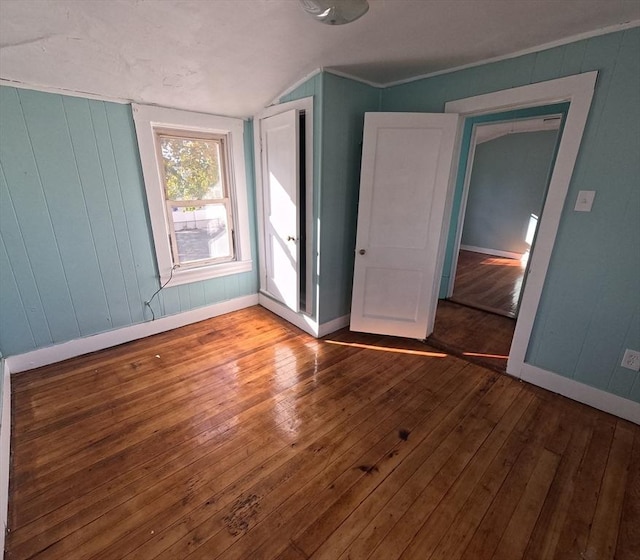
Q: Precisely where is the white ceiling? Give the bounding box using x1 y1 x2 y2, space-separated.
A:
1 0 638 118
475 116 561 144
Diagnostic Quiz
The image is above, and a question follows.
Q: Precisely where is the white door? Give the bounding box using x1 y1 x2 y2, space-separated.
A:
260 110 300 311
350 112 460 339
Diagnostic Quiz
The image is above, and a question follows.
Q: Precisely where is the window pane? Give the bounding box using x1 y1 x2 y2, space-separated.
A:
170 204 232 264
159 137 225 200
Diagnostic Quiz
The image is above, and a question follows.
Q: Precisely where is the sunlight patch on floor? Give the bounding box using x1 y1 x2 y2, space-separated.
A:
324 340 448 358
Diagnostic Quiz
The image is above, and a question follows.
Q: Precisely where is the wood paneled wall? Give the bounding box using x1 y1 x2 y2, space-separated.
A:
0 87 258 357
381 28 640 402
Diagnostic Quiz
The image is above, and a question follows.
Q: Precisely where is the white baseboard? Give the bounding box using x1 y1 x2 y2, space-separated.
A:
0 359 11 558
258 293 350 338
460 245 523 260
258 293 319 336
510 363 640 425
317 314 350 337
5 295 259 374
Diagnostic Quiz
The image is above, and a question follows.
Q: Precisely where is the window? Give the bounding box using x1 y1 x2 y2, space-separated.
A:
133 105 252 286
158 132 234 267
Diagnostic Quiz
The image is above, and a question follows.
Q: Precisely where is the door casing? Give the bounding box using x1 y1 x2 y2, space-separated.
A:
443 72 598 376
254 97 314 317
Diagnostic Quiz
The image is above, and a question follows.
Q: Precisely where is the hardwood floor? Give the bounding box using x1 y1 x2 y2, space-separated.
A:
8 307 640 560
429 300 516 373
451 250 526 318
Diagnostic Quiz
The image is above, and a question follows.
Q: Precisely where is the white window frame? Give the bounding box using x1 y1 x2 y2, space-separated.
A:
156 129 235 268
133 104 253 286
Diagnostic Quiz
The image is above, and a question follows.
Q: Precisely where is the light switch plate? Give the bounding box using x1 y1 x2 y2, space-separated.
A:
574 190 596 212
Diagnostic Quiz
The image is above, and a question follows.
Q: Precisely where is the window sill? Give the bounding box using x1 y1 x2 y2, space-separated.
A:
162 259 253 287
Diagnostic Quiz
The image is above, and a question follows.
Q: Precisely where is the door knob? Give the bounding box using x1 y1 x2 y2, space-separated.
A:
287 235 297 242
359 249 366 255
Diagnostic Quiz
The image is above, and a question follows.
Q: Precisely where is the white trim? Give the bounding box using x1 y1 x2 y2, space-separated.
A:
317 314 350 338
259 293 318 337
380 20 640 89
257 294 349 338
444 72 597 377
446 122 480 297
131 104 253 287
0 78 131 104
445 72 597 115
323 68 383 89
475 116 562 144
269 66 382 111
510 364 640 425
257 96 315 120
160 260 253 287
460 245 523 260
268 69 323 107
272 21 640 97
0 359 10 558
5 295 258 374
254 97 315 316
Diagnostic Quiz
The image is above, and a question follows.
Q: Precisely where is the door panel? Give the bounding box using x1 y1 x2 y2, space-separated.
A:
350 112 460 339
363 267 423 322
368 127 443 249
261 110 300 311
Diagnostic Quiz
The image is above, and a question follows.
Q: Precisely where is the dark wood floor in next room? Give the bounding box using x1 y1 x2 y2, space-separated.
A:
429 299 516 373
7 306 640 560
451 249 526 318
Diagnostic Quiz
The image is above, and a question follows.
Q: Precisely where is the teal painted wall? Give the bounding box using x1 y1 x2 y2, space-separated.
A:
1 28 637 405
0 87 258 357
382 27 640 402
462 130 559 254
318 73 381 323
280 72 381 323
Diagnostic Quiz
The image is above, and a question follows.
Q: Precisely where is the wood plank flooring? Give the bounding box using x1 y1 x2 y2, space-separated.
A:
7 306 640 560
451 250 526 318
429 300 515 373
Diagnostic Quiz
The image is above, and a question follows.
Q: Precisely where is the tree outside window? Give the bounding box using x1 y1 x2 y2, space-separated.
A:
157 133 234 267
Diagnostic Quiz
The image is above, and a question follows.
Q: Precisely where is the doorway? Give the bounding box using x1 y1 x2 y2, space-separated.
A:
254 97 314 319
430 105 568 371
349 73 596 378
450 116 563 319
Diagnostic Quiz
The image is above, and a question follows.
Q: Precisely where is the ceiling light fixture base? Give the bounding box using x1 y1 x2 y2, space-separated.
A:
298 0 369 25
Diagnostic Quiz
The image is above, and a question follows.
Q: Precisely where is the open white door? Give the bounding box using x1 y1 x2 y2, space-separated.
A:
260 109 300 311
350 112 460 339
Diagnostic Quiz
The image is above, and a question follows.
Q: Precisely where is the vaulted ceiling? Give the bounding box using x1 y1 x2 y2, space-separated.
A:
1 0 638 118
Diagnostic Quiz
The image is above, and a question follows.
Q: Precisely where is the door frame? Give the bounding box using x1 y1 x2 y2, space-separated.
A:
442 105 568 302
443 72 598 376
254 97 314 316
